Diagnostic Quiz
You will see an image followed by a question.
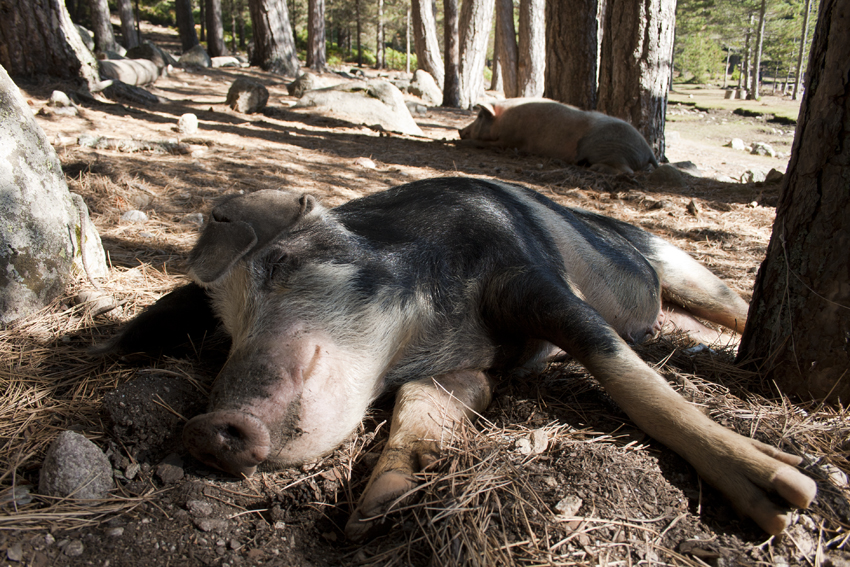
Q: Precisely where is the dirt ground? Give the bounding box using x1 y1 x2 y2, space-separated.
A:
1 25 849 567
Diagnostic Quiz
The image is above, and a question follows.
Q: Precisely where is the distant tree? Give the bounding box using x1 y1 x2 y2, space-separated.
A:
412 0 444 88
793 0 812 99
443 0 461 106
598 0 675 161
89 0 118 53
748 0 766 98
175 0 201 51
517 0 544 97
544 0 599 108
495 0 518 97
375 0 384 68
117 0 140 48
207 0 229 56
738 0 850 403
248 0 301 74
307 0 326 70
457 0 495 108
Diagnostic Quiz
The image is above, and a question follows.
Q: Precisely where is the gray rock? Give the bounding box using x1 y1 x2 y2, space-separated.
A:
742 169 767 183
48 91 73 107
0 66 107 324
211 56 240 68
649 164 687 187
39 431 113 500
125 41 176 73
120 209 148 223
406 101 428 116
177 113 199 134
226 77 269 114
727 138 746 151
194 518 229 533
155 453 184 484
751 141 776 157
187 499 214 517
179 45 211 68
287 72 324 98
62 540 84 557
99 59 160 86
765 168 784 183
294 80 423 136
670 160 701 176
181 212 204 227
407 69 442 106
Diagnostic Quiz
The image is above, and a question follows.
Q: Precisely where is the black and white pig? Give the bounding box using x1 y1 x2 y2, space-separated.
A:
97 177 815 539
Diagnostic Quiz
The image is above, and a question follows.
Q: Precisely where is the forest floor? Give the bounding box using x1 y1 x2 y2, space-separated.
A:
1 24 849 567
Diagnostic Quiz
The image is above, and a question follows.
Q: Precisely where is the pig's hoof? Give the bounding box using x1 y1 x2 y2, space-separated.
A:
345 470 417 541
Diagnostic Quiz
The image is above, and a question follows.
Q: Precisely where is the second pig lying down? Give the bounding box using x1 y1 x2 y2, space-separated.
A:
96 177 815 540
458 98 659 174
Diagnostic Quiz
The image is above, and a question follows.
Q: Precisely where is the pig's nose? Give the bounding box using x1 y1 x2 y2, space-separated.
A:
183 410 271 477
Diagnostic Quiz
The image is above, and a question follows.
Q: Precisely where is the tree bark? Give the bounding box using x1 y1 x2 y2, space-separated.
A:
117 0 140 48
792 0 812 100
544 0 599 109
442 0 461 106
248 0 300 74
307 0 326 70
490 21 503 92
495 0 518 97
375 0 384 69
412 0 444 89
206 0 229 56
597 0 675 162
0 0 100 89
517 0 544 97
406 5 411 74
356 0 362 66
748 0 766 99
458 0 495 108
175 0 200 52
88 0 118 53
738 0 850 403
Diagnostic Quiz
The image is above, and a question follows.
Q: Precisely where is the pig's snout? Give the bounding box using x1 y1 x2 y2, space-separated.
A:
183 410 271 477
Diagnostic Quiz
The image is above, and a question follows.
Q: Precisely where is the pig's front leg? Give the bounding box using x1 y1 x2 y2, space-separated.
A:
344 370 494 541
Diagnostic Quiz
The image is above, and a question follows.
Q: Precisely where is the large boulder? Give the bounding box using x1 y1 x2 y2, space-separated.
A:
408 70 442 106
126 41 178 74
294 80 424 136
0 66 107 324
226 77 269 114
99 59 160 86
179 45 212 68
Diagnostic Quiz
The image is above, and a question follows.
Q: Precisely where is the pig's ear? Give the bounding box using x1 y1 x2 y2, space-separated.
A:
189 219 258 284
478 103 496 117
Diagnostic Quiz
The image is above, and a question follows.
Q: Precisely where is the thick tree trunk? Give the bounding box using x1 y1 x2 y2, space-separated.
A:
495 0 518 97
442 0 461 106
544 0 599 109
206 0 229 56
117 0 140 48
412 0 444 89
793 0 812 100
88 0 118 53
175 0 200 52
748 0 766 99
517 0 544 97
738 0 850 403
597 0 675 162
307 0 326 70
0 0 100 89
458 0 495 108
248 0 300 74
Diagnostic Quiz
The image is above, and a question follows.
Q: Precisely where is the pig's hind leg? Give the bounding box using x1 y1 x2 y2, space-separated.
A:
344 370 494 541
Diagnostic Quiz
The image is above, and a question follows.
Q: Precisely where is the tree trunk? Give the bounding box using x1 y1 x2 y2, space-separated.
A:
116 0 140 49
375 0 384 69
175 0 200 52
495 0 518 98
597 0 675 162
248 0 300 74
490 21 503 92
406 5 411 74
200 0 206 41
0 66 107 325
442 0 461 106
206 0 229 56
738 0 850 403
88 0 118 53
723 47 730 89
307 0 326 70
517 0 544 97
412 0 445 89
458 0 495 108
544 0 599 109
0 0 100 89
748 0 766 99
356 0 362 66
793 0 812 100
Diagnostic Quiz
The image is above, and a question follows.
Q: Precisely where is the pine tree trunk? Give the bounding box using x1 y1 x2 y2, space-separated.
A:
517 0 544 97
0 0 100 89
175 0 200 52
495 0 518 98
793 0 812 100
206 0 229 56
248 0 300 74
738 0 850 403
117 0 140 48
442 0 461 107
748 0 766 99
375 0 384 69
597 0 675 162
88 0 118 53
544 0 600 109
491 24 503 92
307 0 326 70
406 6 411 74
412 0 445 89
458 0 495 108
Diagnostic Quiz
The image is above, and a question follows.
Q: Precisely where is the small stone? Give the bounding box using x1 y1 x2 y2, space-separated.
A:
73 290 118 316
124 463 140 480
105 526 125 537
765 168 784 183
355 157 377 169
727 138 746 151
120 210 148 224
48 91 73 107
686 200 700 217
555 495 583 517
39 431 113 500
529 428 549 454
155 454 184 484
177 113 198 135
751 142 776 157
181 213 204 227
741 169 767 183
63 540 84 557
6 542 22 562
187 499 214 518
194 518 229 533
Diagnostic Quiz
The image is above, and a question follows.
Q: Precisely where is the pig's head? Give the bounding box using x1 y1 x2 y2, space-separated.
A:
182 190 410 477
458 103 497 141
